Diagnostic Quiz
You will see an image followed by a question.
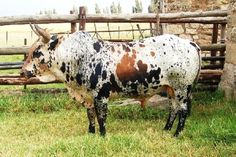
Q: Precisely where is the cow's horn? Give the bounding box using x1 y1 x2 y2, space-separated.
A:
34 24 50 43
30 23 40 36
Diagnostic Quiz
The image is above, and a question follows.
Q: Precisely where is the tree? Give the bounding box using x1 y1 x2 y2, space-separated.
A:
110 1 118 14
117 2 122 13
53 8 57 14
103 7 110 14
95 3 101 14
148 0 160 13
133 0 143 13
72 5 79 14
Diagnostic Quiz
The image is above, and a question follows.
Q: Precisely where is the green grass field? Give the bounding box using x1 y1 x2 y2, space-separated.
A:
0 90 235 156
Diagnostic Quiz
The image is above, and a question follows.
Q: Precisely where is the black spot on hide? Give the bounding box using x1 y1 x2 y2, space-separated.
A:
96 82 111 99
102 70 107 80
66 74 70 82
110 74 122 92
48 35 58 51
60 62 66 73
90 63 102 89
76 73 83 85
40 58 45 64
93 41 101 53
33 48 44 58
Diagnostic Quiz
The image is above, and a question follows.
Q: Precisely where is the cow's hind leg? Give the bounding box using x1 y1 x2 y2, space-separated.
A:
164 86 178 131
174 85 192 137
94 98 108 136
164 99 178 131
87 107 96 134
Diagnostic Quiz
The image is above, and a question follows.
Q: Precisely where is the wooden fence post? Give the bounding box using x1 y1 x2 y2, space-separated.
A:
220 23 226 65
210 24 219 65
118 26 120 39
6 31 8 44
131 24 135 40
79 6 86 31
107 22 111 40
23 38 27 89
70 10 77 33
136 24 144 39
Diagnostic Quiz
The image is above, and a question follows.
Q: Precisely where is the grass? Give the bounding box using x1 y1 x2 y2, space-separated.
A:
0 90 235 156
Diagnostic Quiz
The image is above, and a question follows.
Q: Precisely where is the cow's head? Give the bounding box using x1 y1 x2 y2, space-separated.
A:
21 24 58 82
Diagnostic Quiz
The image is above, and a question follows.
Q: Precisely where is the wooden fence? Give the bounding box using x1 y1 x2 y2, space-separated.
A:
0 7 228 91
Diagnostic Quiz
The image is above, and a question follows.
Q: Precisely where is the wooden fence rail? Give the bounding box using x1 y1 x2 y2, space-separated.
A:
0 43 226 55
0 44 226 70
0 10 227 26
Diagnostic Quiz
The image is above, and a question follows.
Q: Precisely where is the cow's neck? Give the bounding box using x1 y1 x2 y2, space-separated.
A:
49 32 97 83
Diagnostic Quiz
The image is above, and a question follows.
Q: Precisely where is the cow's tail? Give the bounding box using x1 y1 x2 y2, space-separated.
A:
190 41 202 83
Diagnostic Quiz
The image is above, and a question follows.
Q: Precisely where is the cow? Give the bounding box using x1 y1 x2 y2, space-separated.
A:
21 25 201 137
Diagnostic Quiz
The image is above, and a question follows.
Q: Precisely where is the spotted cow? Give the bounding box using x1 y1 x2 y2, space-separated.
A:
21 25 201 137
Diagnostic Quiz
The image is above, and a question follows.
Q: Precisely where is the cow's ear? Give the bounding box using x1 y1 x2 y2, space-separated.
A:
34 25 51 44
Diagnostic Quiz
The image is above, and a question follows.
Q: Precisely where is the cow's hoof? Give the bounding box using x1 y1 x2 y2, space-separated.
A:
163 125 172 131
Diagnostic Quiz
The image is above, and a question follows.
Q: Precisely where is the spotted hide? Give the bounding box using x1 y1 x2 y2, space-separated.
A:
21 25 201 137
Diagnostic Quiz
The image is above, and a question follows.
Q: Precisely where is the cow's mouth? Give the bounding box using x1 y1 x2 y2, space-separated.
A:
20 70 35 78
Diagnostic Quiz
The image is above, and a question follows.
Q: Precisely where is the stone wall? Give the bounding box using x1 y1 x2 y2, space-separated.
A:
219 0 236 100
163 0 229 45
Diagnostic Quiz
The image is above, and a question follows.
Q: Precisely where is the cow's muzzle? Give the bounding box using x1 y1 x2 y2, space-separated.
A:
20 70 35 78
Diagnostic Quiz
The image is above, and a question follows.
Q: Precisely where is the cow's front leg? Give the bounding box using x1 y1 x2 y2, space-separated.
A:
94 98 108 136
87 107 96 134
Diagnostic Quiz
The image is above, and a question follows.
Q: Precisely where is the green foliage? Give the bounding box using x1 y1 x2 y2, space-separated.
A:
0 91 235 156
110 2 118 14
148 0 159 13
110 1 122 14
95 3 101 14
133 0 143 13
117 2 122 14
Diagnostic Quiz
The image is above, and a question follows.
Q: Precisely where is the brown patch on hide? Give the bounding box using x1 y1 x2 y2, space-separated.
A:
150 51 155 57
111 46 115 52
116 51 148 83
122 44 131 52
139 44 145 47
163 85 175 99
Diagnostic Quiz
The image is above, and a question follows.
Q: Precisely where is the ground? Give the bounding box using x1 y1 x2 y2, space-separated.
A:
0 90 235 156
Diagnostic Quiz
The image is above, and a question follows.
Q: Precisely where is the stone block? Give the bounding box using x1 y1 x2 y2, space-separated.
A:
193 35 199 40
186 28 198 35
226 43 236 64
179 34 193 40
147 95 169 109
166 24 185 34
219 0 229 4
224 86 234 100
190 23 200 29
219 63 236 100
230 27 236 42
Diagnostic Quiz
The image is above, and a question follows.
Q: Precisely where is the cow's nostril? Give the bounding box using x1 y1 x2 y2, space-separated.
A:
20 71 25 76
26 71 34 78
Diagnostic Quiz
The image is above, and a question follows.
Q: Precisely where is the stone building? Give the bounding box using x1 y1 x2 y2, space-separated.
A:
162 0 229 45
219 0 236 100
